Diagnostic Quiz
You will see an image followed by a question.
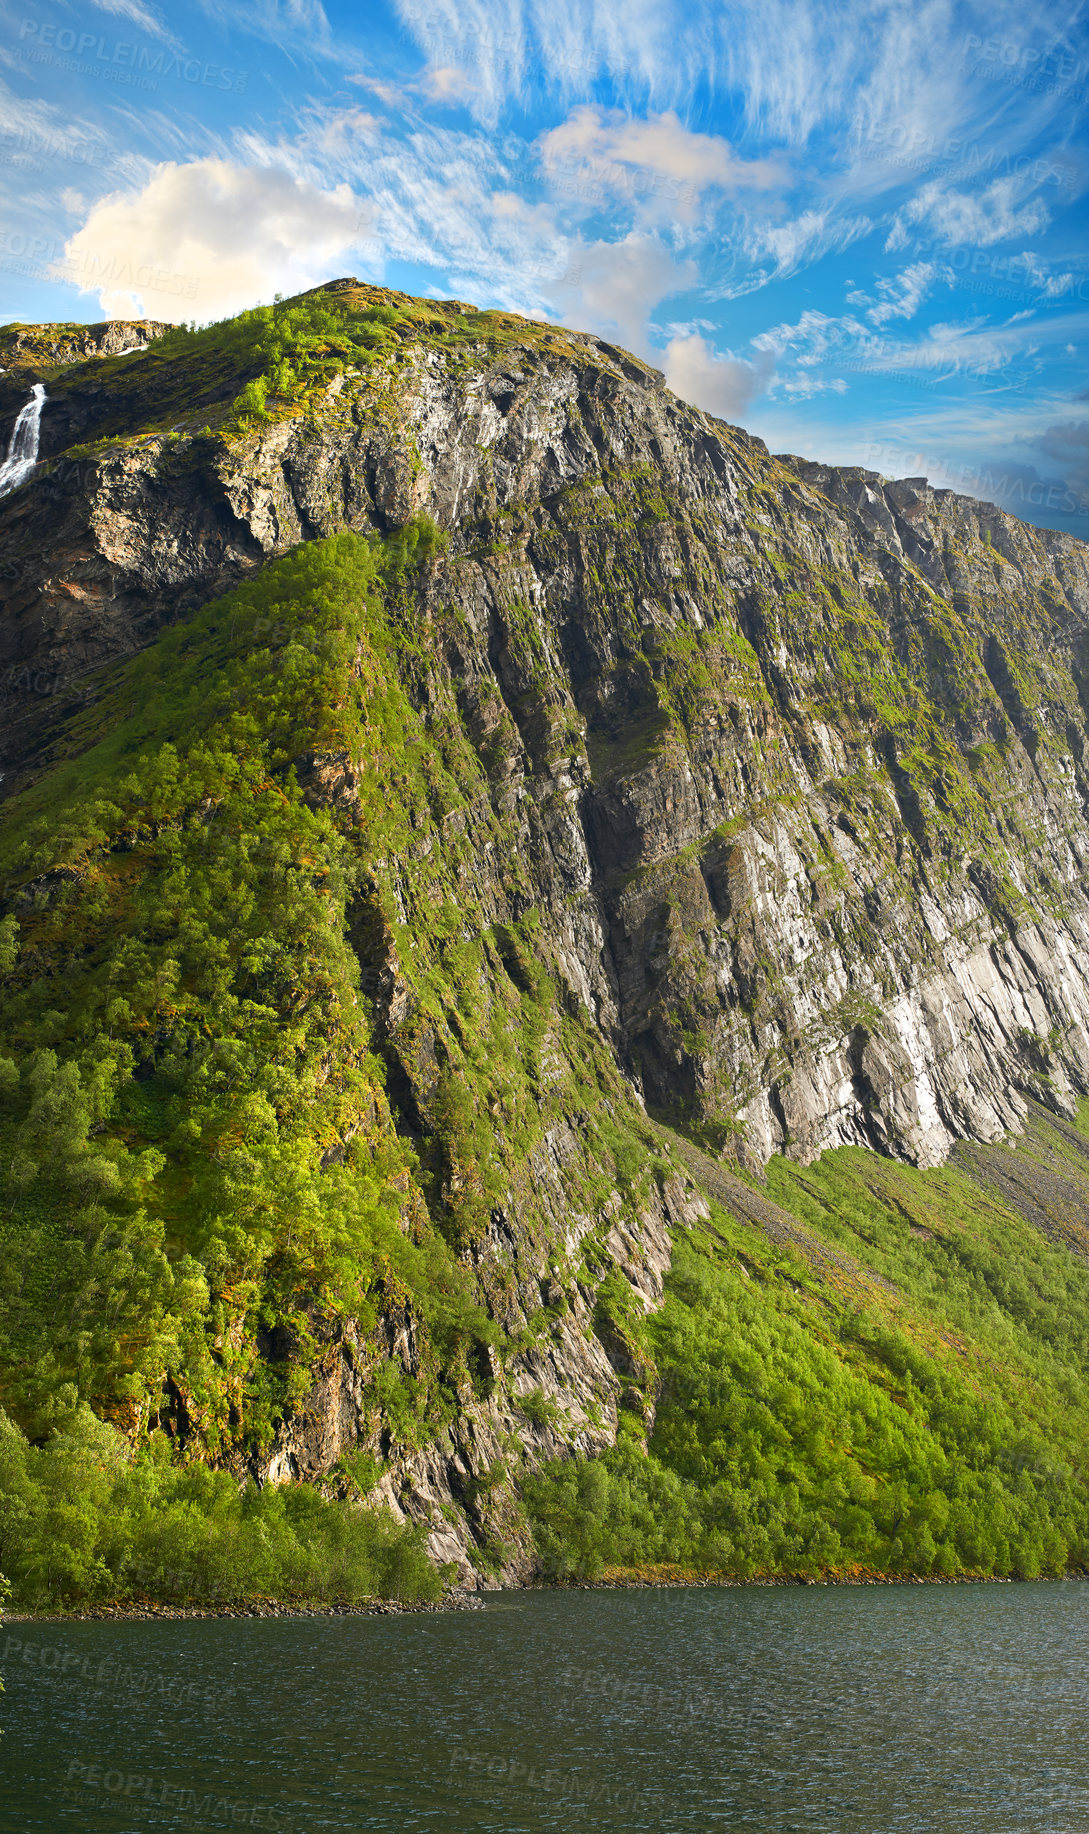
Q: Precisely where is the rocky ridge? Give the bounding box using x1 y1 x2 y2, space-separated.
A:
3 281 1089 1579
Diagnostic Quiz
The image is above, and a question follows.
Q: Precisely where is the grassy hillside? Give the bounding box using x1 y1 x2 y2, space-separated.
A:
528 1114 1089 1581
0 520 657 1607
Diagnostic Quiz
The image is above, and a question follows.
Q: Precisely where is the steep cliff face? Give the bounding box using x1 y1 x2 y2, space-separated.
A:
6 283 1089 1168
3 281 1089 1583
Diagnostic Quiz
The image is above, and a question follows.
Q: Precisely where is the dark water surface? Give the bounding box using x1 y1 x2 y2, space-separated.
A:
2 1582 1087 1832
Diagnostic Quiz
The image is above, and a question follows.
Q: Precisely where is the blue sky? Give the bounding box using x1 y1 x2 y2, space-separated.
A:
1 0 1087 534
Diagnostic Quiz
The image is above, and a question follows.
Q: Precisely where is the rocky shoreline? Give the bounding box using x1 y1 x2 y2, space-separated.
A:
5 1590 487 1623
10 1567 1088 1623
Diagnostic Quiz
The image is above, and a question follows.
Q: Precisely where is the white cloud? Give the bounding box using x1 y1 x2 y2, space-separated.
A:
1013 255 1075 299
0 78 115 173
866 262 941 325
864 317 1013 378
854 310 1089 381
775 372 848 399
546 232 697 352
751 388 1084 476
346 61 478 111
60 158 372 321
390 0 1070 234
393 0 683 123
751 210 825 272
750 301 1089 400
538 106 785 200
663 332 774 420
388 0 976 139
886 176 1052 253
419 65 478 104
347 70 405 105
312 106 383 153
752 306 876 394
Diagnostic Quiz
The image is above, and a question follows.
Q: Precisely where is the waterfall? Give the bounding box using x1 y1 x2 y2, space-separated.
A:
0 383 46 499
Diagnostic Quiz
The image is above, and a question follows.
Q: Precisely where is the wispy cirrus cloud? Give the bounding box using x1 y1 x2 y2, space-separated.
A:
392 0 1068 140
886 175 1053 253
754 307 869 365
392 0 694 121
89 0 180 38
194 0 334 58
743 208 873 283
860 308 1089 380
847 261 945 326
750 300 1089 402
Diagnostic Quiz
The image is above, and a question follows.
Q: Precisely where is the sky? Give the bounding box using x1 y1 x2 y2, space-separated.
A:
0 0 1087 536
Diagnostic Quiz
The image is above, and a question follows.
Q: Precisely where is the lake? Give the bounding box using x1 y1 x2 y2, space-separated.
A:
2 1582 1087 1831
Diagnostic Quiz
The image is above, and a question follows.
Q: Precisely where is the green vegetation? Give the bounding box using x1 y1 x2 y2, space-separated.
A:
526 1118 1089 1581
0 1403 441 1609
0 519 521 1605
0 521 511 1448
6 283 1089 1608
161 288 446 429
0 512 652 1606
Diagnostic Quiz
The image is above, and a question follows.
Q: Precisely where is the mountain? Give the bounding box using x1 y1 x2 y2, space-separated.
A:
1 280 1088 1600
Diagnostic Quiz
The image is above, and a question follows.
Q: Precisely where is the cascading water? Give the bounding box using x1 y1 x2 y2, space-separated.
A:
0 383 46 499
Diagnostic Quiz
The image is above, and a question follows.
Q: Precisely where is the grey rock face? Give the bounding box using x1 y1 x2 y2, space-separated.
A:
5 327 1089 1175
257 1167 699 1587
2 319 170 363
